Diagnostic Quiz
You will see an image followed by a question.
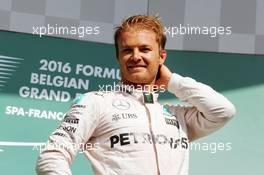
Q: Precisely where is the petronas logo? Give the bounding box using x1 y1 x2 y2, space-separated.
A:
0 55 24 91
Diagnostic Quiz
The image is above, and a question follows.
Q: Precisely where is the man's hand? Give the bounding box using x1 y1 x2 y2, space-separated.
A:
155 65 172 90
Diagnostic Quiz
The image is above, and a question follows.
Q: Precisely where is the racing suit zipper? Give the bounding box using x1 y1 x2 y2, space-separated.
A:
145 104 161 175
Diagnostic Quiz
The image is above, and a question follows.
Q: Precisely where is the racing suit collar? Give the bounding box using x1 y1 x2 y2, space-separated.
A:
115 82 159 104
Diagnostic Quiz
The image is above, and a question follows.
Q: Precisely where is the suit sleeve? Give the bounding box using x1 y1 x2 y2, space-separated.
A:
35 93 101 175
167 73 236 141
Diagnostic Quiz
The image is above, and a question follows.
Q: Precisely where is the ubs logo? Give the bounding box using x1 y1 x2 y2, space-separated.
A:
112 113 138 122
112 99 130 110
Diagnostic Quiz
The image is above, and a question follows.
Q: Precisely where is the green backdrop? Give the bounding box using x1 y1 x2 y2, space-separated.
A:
0 30 263 175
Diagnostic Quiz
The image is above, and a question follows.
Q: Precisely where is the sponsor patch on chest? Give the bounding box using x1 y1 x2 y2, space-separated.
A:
112 113 138 122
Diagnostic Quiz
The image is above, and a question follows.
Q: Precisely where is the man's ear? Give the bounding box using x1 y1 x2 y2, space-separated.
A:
159 49 167 65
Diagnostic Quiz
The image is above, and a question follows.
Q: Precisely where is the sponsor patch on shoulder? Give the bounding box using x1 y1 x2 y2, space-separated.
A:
72 94 85 104
163 106 180 129
163 106 172 116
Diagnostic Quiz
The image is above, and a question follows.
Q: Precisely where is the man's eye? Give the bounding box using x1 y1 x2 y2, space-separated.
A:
123 49 132 53
141 48 150 52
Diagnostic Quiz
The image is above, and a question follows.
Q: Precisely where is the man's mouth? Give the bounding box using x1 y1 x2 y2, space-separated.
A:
128 65 147 68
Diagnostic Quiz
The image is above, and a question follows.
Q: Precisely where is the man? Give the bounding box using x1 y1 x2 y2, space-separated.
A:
36 15 236 175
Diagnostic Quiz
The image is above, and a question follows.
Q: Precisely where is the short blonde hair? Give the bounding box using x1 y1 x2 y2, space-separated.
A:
114 15 167 57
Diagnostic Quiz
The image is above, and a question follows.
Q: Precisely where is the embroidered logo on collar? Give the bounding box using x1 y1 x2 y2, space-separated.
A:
143 92 154 103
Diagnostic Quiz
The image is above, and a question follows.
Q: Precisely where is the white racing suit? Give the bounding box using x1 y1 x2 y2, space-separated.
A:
36 73 236 175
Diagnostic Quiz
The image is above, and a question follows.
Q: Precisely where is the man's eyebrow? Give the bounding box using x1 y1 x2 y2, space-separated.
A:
139 45 152 48
121 44 152 48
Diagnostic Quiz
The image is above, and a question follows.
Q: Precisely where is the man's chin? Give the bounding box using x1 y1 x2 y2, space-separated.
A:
127 75 150 84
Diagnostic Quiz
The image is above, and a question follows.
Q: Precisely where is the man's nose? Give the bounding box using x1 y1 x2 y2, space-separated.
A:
131 49 141 62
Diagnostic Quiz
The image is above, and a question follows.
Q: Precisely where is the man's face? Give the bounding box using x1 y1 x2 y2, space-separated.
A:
117 29 166 85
